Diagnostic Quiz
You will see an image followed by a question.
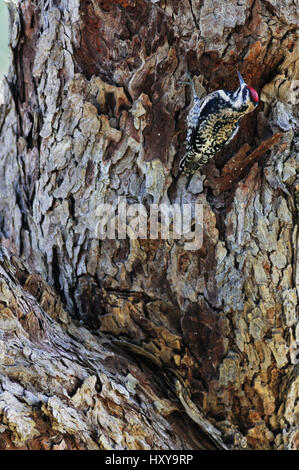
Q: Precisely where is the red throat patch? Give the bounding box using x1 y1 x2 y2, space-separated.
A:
248 87 259 103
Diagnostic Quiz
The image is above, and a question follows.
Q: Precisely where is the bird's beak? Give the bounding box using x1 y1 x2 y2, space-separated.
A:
237 71 246 87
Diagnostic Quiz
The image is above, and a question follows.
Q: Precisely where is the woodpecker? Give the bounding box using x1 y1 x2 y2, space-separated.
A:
179 71 259 175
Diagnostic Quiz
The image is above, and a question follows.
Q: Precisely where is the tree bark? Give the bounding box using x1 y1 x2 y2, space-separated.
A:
0 0 298 450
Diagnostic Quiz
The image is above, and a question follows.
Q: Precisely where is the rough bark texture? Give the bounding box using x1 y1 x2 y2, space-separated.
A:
0 0 298 450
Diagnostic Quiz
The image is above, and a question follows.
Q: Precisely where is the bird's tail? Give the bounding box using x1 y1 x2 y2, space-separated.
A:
185 173 193 190
173 164 193 191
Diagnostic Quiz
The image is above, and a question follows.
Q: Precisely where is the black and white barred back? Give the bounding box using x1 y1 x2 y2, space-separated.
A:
179 72 259 175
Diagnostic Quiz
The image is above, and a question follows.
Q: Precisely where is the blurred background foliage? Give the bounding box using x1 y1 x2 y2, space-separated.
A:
0 0 9 80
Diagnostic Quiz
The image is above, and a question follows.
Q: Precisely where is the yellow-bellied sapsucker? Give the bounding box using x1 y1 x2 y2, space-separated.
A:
179 71 259 175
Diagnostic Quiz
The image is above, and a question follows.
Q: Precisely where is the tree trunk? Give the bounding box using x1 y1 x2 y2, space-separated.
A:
0 0 298 450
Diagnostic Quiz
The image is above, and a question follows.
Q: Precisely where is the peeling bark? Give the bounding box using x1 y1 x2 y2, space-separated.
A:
0 0 298 450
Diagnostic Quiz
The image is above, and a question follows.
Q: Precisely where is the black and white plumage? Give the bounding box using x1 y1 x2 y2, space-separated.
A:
179 72 259 175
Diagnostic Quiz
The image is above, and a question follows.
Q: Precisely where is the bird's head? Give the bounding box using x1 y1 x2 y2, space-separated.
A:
234 71 259 112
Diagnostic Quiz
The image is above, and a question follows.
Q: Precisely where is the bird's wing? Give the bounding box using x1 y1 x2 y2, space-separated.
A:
186 91 220 146
196 90 221 116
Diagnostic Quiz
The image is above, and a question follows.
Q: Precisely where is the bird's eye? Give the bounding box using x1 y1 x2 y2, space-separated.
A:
242 88 248 100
